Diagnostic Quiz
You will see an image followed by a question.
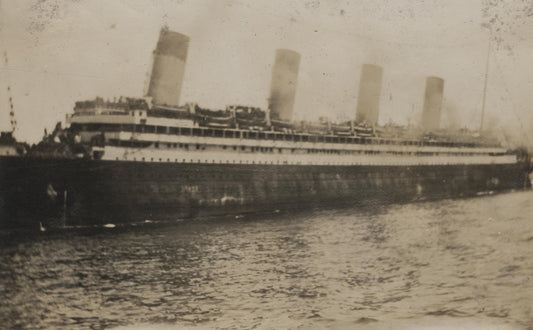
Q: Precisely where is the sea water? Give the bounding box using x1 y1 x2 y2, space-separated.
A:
1 190 532 329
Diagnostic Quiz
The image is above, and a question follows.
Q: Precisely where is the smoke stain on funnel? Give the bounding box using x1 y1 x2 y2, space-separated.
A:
154 26 189 61
269 49 301 121
421 76 444 131
147 28 190 107
356 64 383 125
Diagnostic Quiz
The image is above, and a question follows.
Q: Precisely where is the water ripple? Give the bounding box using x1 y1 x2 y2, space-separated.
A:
1 191 533 329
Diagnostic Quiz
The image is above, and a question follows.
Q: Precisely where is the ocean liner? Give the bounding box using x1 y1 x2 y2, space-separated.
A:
0 28 530 228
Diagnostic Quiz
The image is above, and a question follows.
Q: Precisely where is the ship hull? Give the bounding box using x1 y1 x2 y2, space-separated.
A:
0 156 530 228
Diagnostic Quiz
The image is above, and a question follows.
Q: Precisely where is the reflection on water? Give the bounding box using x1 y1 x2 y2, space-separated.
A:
1 191 533 329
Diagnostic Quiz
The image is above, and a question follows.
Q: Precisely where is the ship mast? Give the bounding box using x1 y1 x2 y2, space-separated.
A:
3 52 17 133
479 34 491 132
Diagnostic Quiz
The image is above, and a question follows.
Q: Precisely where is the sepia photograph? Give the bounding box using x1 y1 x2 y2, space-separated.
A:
1 0 532 329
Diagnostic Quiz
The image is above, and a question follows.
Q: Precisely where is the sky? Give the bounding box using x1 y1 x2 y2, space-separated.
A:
1 0 532 144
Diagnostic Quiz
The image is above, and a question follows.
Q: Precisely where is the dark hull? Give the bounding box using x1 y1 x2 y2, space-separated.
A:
0 156 530 228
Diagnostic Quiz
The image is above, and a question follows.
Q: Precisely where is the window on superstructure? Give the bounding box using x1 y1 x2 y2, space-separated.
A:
155 142 159 148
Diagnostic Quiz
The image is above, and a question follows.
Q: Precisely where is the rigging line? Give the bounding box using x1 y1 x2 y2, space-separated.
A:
254 4 492 49
0 66 108 80
490 46 531 144
479 33 491 132
302 24 490 50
